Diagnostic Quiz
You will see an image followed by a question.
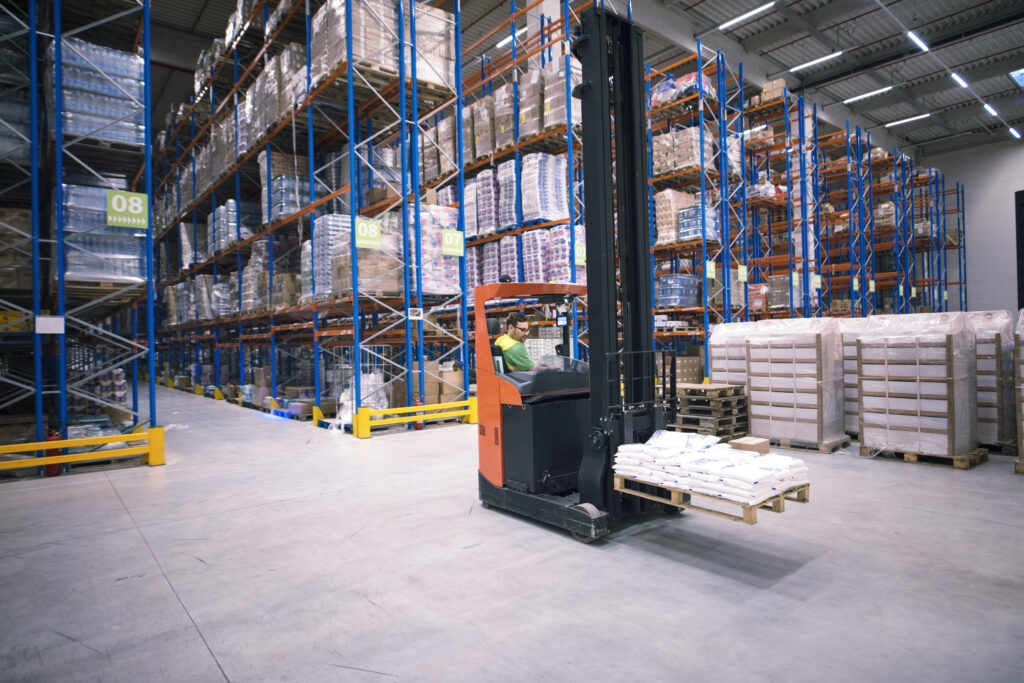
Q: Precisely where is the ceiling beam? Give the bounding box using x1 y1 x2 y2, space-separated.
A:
799 4 1024 92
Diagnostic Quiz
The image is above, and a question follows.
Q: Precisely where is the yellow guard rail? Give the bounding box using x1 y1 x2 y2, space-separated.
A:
354 398 477 438
0 427 166 471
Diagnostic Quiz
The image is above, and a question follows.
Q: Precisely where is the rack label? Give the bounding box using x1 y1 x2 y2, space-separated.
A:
355 218 382 250
575 243 587 266
737 265 747 283
706 261 716 280
441 230 464 257
106 190 148 229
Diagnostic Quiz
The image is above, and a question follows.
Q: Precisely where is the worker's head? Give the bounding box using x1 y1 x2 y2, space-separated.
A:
506 312 530 343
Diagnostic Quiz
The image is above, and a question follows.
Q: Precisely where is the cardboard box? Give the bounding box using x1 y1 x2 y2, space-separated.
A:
729 436 770 454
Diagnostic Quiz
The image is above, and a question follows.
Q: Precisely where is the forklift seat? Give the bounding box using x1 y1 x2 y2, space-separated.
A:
486 317 505 373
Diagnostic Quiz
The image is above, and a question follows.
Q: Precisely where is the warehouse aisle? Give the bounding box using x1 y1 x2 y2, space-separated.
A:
1 386 1023 682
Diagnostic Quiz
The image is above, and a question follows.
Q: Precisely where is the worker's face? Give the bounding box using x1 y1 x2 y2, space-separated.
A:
509 322 529 342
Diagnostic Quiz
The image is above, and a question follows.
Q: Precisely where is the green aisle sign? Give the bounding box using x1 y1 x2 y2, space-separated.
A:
106 190 148 229
355 218 382 249
574 242 586 266
441 229 464 257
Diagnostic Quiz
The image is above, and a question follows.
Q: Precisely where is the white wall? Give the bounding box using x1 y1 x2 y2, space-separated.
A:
921 141 1024 314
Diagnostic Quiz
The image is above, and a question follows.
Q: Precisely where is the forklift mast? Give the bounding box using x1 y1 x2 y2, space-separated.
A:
572 7 663 510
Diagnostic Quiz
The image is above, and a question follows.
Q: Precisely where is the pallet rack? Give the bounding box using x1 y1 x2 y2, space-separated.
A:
0 0 158 447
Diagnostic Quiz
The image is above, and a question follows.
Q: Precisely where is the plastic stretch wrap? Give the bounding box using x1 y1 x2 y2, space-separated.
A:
472 96 494 160
857 312 976 456
837 317 883 435
493 83 515 150
736 319 842 444
966 310 1014 448
518 69 543 140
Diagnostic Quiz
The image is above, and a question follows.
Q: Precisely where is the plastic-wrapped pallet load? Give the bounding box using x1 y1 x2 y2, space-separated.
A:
521 229 549 282
654 189 694 245
518 69 543 140
463 178 478 238
548 224 586 284
837 317 882 435
493 83 515 150
476 170 499 235
498 235 518 281
709 320 759 386
497 160 518 230
542 57 581 130
612 431 808 507
967 310 1014 450
746 318 845 447
472 96 495 161
857 312 976 457
521 154 569 224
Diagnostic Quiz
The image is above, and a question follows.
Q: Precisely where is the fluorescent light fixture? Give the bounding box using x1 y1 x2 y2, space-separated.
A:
907 30 929 52
951 72 968 88
1010 127 1021 139
496 27 526 49
718 2 775 31
984 103 997 116
743 124 767 136
843 85 893 104
790 51 843 73
884 113 930 128
1010 68 1024 88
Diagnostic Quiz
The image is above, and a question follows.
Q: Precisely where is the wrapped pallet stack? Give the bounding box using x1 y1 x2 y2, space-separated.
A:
966 311 1014 451
857 313 979 464
745 318 846 451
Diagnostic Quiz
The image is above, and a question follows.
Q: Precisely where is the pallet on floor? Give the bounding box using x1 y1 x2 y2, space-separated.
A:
771 435 851 454
861 446 989 470
613 474 809 525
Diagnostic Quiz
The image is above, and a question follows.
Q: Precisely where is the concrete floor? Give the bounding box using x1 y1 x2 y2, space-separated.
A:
1 386 1023 682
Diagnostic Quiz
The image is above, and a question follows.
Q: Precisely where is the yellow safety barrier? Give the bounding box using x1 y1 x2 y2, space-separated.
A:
353 397 477 439
0 427 166 471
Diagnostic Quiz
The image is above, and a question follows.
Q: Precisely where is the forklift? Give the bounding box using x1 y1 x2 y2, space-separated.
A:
474 7 677 542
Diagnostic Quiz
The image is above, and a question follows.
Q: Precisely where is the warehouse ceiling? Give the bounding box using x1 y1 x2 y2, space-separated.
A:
58 0 1023 157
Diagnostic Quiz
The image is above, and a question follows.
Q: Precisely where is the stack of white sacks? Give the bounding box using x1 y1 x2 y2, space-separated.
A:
613 430 809 506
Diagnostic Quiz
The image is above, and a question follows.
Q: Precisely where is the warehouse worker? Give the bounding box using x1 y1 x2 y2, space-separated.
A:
495 312 536 372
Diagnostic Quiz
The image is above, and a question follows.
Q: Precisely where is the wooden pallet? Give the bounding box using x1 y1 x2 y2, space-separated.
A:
613 474 809 525
678 383 744 399
861 446 989 470
674 413 746 430
771 435 851 454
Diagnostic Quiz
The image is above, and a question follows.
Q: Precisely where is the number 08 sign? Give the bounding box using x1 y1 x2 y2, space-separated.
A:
106 190 148 229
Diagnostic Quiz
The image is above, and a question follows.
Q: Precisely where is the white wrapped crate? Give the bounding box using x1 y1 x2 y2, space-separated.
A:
967 310 1014 449
858 312 976 457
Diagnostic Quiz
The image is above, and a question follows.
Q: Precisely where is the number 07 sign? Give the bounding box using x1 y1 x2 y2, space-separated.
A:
106 190 149 229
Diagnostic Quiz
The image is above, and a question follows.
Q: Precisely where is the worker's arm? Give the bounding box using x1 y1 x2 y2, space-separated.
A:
503 342 536 371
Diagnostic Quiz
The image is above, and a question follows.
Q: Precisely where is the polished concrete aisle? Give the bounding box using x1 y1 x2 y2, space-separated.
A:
1 386 1023 682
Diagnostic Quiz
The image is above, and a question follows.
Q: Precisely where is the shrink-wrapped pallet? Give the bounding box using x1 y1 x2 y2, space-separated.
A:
966 310 1014 449
858 312 976 457
745 318 844 446
837 317 882 435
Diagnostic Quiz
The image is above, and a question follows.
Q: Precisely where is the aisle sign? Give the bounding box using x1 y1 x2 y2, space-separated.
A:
812 274 822 290
706 261 716 280
737 265 747 283
106 190 148 229
355 218 382 249
441 230 464 257
574 242 587 266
